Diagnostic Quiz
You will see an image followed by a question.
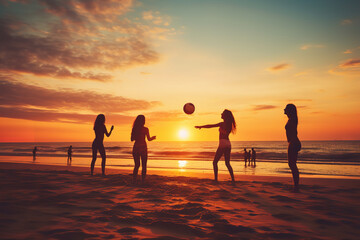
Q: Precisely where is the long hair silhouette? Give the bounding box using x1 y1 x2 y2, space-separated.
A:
94 114 105 130
223 109 236 134
131 115 145 141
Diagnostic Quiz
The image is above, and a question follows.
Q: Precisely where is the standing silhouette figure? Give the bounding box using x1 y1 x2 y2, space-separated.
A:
284 104 301 192
32 146 37 161
131 115 156 183
67 145 73 165
251 147 256 166
243 148 248 166
195 109 236 183
90 114 113 176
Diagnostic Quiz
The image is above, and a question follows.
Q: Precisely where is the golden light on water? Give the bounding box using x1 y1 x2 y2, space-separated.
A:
178 160 187 169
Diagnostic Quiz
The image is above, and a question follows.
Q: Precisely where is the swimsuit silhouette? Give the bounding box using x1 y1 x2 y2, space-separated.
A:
90 114 113 176
131 115 156 183
195 109 236 182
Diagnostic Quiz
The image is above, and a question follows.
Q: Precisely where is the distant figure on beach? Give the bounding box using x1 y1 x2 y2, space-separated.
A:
131 115 156 183
284 104 301 192
67 145 72 165
90 114 114 176
243 148 248 166
251 147 256 166
195 109 236 183
32 147 37 161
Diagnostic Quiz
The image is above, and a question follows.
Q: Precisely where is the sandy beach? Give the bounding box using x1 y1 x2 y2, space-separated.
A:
1 161 359 240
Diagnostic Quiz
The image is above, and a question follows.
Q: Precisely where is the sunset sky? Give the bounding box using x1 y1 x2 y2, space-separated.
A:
0 0 359 142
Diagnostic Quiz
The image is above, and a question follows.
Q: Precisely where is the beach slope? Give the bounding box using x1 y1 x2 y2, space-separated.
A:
1 162 359 239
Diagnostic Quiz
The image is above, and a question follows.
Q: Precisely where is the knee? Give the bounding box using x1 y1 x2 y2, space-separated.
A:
288 162 297 170
134 163 140 169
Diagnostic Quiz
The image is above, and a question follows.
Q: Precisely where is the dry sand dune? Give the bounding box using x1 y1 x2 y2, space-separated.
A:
1 162 359 239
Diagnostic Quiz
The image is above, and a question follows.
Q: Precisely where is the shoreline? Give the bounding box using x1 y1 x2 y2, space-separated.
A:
1 161 360 184
1 155 360 180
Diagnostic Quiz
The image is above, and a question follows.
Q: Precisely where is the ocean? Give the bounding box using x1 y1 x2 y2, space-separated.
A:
0 141 359 179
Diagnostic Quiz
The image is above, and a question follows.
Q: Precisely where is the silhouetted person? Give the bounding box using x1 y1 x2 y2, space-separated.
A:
131 115 156 183
284 104 301 192
195 109 236 183
243 148 248 166
32 147 37 161
90 114 114 176
248 150 251 166
67 145 72 165
251 147 256 166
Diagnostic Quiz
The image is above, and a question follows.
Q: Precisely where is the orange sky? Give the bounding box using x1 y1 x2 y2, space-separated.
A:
0 0 359 142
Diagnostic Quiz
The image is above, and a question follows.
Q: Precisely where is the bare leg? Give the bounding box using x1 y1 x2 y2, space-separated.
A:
224 148 235 182
91 146 97 175
141 150 148 183
99 145 106 176
288 145 299 191
213 147 223 182
133 150 140 182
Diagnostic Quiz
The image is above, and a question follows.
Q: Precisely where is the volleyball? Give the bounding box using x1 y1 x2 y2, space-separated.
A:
183 103 195 114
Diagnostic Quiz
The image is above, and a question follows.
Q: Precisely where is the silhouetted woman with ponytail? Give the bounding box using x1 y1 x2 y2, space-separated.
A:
90 114 113 176
284 104 301 191
195 109 236 183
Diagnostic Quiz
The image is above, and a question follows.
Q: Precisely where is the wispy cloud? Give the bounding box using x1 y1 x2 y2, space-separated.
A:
294 71 308 77
140 72 152 75
0 78 160 123
0 0 173 81
142 11 171 26
329 59 360 76
340 59 360 68
341 19 352 25
300 44 325 50
343 46 360 54
267 63 290 72
252 105 277 111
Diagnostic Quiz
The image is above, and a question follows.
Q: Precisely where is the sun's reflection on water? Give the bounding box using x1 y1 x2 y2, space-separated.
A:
178 160 187 171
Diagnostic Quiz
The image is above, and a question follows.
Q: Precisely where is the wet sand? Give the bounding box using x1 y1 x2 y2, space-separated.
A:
1 162 359 239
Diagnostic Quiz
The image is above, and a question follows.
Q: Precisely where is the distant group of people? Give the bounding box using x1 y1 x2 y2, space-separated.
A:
243 148 256 166
47 103 300 191
32 145 73 166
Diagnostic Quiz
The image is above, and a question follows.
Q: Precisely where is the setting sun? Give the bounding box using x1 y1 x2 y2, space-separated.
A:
178 128 190 140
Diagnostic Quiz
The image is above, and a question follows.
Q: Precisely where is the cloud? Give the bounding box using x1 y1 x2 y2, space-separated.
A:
142 10 171 26
341 19 352 25
0 0 173 81
329 59 360 76
343 46 360 54
294 71 308 77
0 78 160 123
340 59 360 68
267 63 290 72
0 105 134 124
252 105 277 111
300 44 325 50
